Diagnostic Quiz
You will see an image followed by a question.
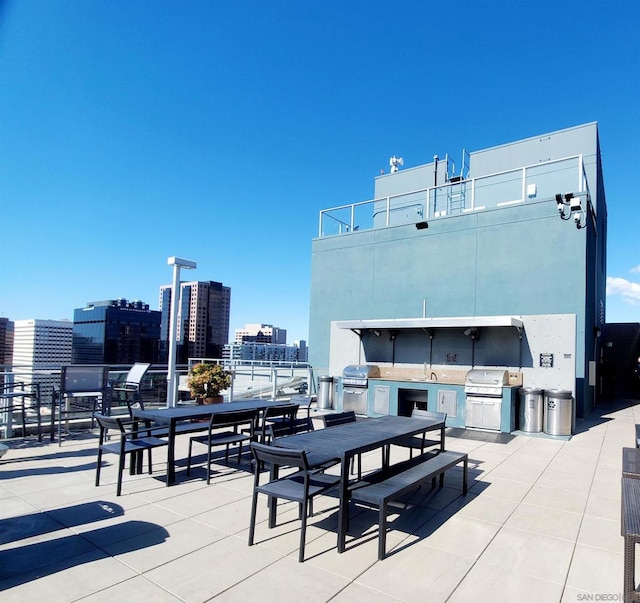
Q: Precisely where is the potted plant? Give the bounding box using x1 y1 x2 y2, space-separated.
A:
186 362 232 404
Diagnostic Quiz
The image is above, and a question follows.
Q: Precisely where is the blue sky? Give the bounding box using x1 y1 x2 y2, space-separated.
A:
1 0 639 343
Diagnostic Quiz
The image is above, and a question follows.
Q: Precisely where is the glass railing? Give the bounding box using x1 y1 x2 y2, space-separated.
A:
188 358 315 401
1 361 317 438
0 364 183 411
318 155 589 237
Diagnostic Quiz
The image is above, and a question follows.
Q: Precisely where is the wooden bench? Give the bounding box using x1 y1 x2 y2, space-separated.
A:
349 450 468 560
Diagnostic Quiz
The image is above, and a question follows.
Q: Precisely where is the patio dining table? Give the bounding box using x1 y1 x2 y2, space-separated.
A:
134 398 289 486
276 414 446 553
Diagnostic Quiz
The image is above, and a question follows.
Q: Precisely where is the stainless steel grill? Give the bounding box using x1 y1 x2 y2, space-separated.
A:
464 369 509 397
341 365 378 415
342 365 378 387
464 369 509 431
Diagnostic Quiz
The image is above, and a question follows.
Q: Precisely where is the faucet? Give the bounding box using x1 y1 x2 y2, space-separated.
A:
430 372 437 382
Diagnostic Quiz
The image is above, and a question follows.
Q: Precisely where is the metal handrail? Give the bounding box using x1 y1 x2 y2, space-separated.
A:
319 154 590 237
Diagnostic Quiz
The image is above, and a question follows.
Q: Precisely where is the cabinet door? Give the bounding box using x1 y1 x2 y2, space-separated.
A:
437 390 457 417
482 399 501 430
466 397 484 428
373 385 390 415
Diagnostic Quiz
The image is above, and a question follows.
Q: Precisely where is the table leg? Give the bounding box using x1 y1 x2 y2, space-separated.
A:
440 424 445 451
166 419 177 486
35 386 42 442
337 453 350 553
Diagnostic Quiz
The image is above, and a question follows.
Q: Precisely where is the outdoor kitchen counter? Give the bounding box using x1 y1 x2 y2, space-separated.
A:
344 378 519 433
370 376 465 384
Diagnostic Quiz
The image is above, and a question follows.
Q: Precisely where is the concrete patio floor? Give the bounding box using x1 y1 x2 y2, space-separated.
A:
1 396 637 602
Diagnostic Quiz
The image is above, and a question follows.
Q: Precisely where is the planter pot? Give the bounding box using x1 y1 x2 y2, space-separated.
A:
204 396 224 404
193 395 224 421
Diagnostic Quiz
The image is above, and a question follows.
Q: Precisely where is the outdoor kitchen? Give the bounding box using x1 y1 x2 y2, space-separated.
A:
328 314 578 435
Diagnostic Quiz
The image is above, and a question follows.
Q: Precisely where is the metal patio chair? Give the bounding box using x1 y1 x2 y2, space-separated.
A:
257 402 300 444
51 365 110 445
392 409 446 458
111 362 151 415
94 413 169 496
0 381 42 441
186 408 260 483
322 411 362 478
248 441 341 562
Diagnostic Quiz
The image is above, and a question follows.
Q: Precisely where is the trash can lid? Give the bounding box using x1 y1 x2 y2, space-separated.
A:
544 389 572 398
519 387 543 394
318 375 334 382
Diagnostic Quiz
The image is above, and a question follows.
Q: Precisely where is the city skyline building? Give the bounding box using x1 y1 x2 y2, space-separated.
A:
159 280 231 363
222 339 307 363
12 319 73 399
234 323 287 345
293 340 308 363
0 317 14 367
72 299 161 364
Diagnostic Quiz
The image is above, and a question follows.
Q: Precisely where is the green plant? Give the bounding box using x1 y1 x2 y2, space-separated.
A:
186 363 232 399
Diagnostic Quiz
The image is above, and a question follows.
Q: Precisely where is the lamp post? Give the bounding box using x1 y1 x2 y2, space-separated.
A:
166 256 197 408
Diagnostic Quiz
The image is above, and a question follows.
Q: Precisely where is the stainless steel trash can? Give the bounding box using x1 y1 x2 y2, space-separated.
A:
543 389 573 436
519 387 544 433
317 376 334 410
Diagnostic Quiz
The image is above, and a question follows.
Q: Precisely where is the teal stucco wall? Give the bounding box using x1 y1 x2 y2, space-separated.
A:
309 123 607 417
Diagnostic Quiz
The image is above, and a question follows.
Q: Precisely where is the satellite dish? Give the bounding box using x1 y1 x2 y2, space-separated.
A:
389 155 404 173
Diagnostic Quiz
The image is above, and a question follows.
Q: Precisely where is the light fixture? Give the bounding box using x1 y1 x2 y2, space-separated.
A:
373 329 381 337
166 256 197 408
464 327 480 340
415 221 429 230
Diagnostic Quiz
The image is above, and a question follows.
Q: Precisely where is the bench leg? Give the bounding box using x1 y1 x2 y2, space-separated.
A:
624 536 638 602
378 502 388 561
462 457 468 494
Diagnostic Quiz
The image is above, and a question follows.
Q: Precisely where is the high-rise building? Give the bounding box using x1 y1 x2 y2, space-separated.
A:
159 281 231 363
12 319 73 400
234 323 287 345
293 340 308 363
0 318 14 366
72 299 161 364
222 339 307 363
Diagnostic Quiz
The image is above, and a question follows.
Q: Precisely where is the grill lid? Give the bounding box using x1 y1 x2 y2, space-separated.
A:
465 369 509 396
342 364 378 379
465 369 509 387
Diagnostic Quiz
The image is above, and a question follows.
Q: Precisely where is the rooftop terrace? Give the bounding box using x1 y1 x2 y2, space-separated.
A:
1 395 635 602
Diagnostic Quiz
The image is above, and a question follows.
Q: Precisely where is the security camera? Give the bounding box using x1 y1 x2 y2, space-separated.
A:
570 198 582 212
573 212 581 223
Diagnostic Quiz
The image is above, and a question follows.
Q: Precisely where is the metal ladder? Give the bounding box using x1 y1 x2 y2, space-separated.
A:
446 149 470 214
